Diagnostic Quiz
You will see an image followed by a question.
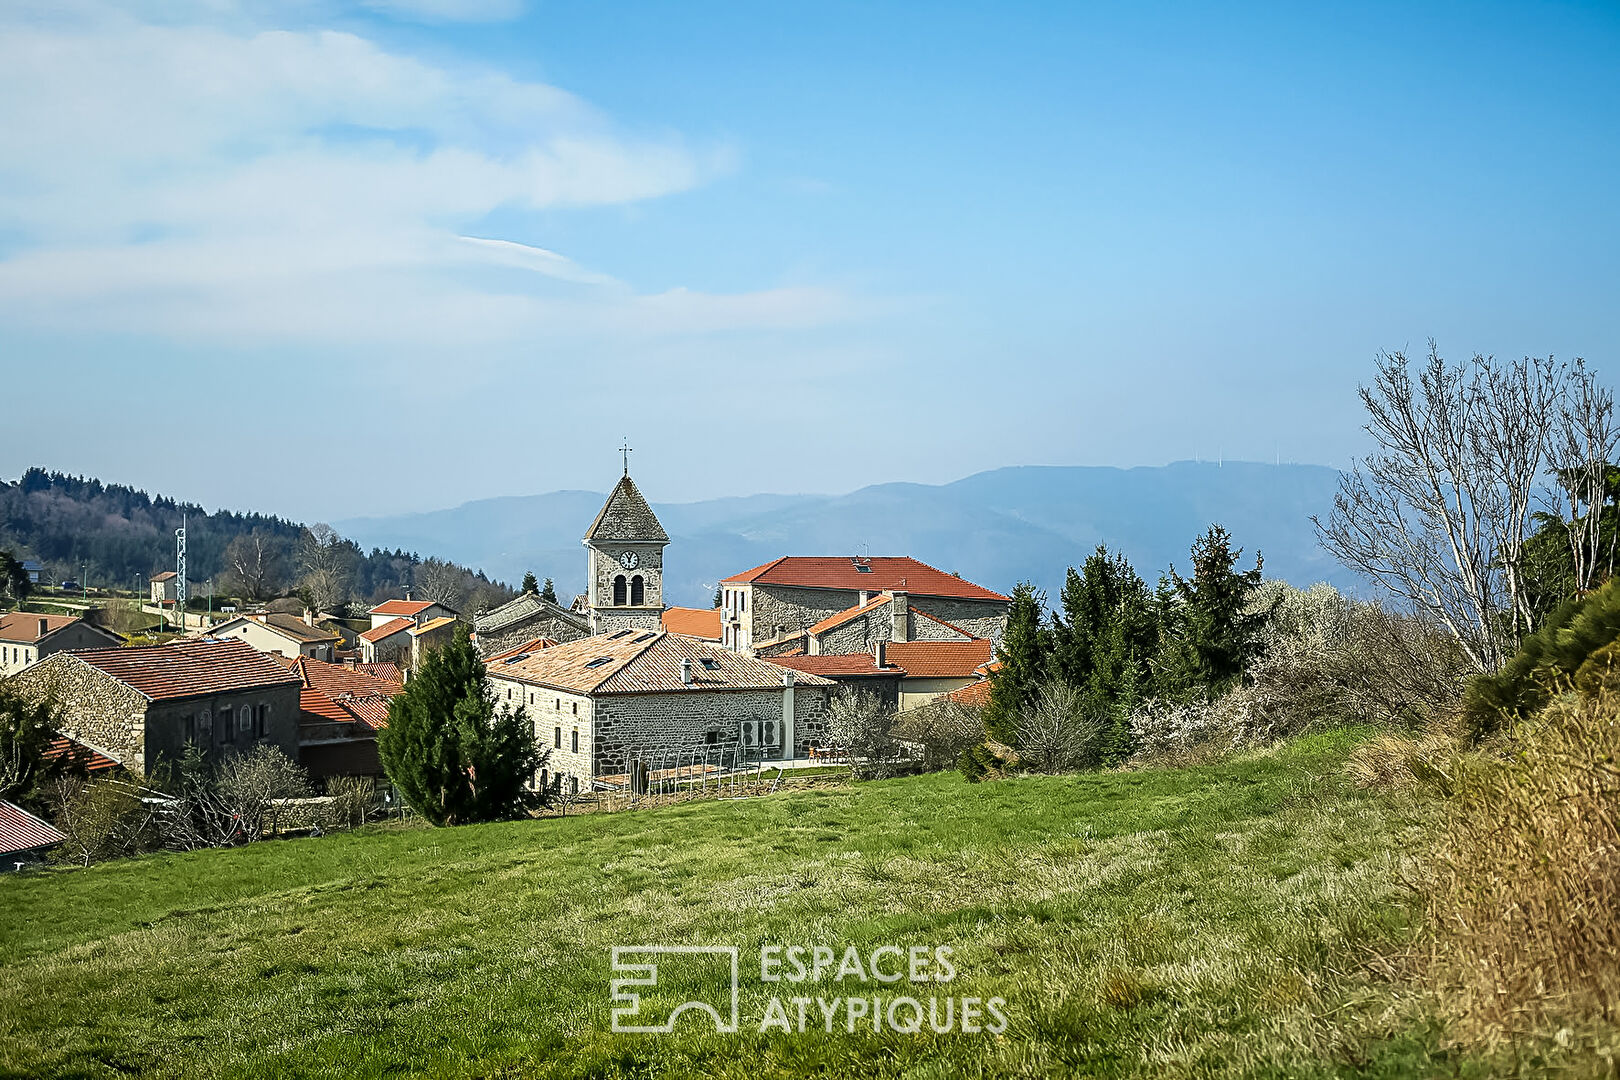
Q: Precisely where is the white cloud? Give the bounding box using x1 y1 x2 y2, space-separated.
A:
0 4 855 351
359 0 524 23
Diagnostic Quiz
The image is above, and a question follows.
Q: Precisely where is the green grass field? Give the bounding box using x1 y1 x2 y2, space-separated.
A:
0 730 1464 1079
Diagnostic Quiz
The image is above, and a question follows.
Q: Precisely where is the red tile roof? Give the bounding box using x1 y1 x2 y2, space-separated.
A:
943 679 993 707
0 612 80 644
490 631 834 695
369 599 439 618
768 653 902 677
357 662 403 684
722 557 1008 602
484 637 559 663
408 616 458 636
360 617 414 644
42 735 119 773
808 595 892 636
662 607 723 640
66 639 302 702
283 655 400 731
0 799 68 856
885 639 996 679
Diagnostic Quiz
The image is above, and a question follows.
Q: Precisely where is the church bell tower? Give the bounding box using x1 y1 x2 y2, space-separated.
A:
583 450 669 635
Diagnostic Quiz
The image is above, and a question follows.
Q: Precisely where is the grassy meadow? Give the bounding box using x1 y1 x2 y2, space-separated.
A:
0 729 1469 1079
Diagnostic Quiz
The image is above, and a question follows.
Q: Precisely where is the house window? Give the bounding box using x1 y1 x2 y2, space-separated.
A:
613 575 627 605
218 706 234 744
571 702 578 715
740 592 746 612
554 727 562 749
555 698 560 710
630 575 644 606
571 729 579 753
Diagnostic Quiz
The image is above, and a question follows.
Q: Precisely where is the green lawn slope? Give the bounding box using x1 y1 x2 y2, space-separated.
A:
0 730 1456 1079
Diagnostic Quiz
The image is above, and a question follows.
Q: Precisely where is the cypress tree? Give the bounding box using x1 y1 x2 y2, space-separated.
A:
378 626 545 825
1049 546 1158 765
540 578 558 604
984 582 1050 744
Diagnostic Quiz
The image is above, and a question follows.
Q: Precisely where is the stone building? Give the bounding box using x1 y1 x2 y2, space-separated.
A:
204 612 339 662
268 654 399 780
885 639 996 709
11 638 302 775
149 571 177 604
484 630 834 792
718 557 1009 655
473 593 589 658
582 472 669 635
359 618 414 665
767 650 905 710
0 612 122 676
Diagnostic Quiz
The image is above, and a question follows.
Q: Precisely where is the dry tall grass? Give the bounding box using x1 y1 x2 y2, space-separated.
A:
1426 687 1620 1046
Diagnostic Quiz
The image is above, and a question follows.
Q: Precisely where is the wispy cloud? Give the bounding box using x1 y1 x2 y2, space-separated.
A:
0 3 854 350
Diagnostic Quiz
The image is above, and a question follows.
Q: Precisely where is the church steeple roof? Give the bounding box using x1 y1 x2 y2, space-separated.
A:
584 474 668 543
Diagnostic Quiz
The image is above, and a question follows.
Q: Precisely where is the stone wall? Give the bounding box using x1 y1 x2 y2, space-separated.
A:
908 597 1009 644
745 585 860 649
489 676 594 791
592 686 831 776
475 611 590 657
11 654 149 769
143 683 303 772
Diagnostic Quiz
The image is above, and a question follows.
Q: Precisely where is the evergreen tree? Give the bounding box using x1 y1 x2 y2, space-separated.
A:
1156 525 1271 699
0 551 29 606
1049 547 1158 765
540 577 558 604
378 627 546 825
984 582 1051 744
521 571 539 594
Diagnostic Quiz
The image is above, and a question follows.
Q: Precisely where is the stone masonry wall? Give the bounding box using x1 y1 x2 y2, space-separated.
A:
489 676 594 791
909 597 1009 644
11 654 149 770
592 687 831 776
476 612 590 658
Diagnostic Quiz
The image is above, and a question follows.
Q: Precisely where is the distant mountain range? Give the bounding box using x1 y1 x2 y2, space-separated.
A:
335 462 1354 610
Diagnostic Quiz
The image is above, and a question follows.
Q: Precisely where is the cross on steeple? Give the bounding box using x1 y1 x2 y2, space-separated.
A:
619 438 633 476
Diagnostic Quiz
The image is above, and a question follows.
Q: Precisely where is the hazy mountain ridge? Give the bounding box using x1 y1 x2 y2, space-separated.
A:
335 462 1352 610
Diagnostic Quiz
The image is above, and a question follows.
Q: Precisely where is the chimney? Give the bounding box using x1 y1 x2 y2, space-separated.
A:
38 618 49 639
889 591 909 642
859 589 871 606
303 608 314 627
874 640 886 668
404 587 413 602
680 658 694 686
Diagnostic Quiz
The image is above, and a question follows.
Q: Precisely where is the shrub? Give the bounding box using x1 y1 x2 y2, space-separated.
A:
324 775 376 830
1426 687 1620 1044
48 775 163 865
1015 680 1104 773
891 698 985 772
825 690 902 780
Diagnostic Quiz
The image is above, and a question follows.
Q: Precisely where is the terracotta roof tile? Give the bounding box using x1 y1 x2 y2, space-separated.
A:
0 800 66 856
67 639 302 702
369 599 441 618
212 612 339 645
286 655 400 731
360 617 414 644
408 616 458 636
767 653 902 677
0 612 80 644
943 679 993 706
357 662 404 684
484 637 559 663
661 607 723 640
43 735 119 773
721 557 1007 602
885 639 996 679
489 631 834 695
149 571 176 581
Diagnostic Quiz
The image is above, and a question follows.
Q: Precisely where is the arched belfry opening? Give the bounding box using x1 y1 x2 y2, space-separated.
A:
613 575 628 606
631 575 644 606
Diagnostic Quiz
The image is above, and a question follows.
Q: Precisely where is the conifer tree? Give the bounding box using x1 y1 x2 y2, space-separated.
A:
540 577 558 604
1156 525 1271 699
521 571 539 594
1049 546 1158 765
984 582 1050 744
378 626 545 825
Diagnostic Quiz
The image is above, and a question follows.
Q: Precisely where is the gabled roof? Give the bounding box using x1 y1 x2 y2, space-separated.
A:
0 800 67 856
0 612 82 644
884 639 996 679
57 639 302 702
473 592 590 636
767 653 903 678
808 595 893 637
43 735 119 773
369 599 445 618
661 607 723 640
490 631 833 695
584 474 669 543
942 679 993 707
360 617 415 644
211 612 339 645
356 662 404 684
722 557 1008 602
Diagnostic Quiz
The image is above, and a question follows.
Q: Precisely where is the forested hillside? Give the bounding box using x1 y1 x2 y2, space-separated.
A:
0 469 514 613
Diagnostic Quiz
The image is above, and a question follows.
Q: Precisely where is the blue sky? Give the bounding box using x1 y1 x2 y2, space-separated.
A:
1 0 1617 521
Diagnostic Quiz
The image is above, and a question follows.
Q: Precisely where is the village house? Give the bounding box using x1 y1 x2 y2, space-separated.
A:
149 571 178 605
484 630 834 793
20 561 43 586
766 649 905 710
0 800 67 870
408 615 459 669
366 598 457 631
268 654 399 780
0 612 123 676
718 557 1009 655
11 638 303 775
359 618 414 665
885 639 997 709
205 611 339 662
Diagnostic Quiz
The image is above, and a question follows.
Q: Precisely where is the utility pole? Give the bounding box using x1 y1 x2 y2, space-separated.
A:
175 514 187 633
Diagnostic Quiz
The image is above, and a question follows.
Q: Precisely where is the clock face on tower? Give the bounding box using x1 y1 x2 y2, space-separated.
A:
619 551 640 570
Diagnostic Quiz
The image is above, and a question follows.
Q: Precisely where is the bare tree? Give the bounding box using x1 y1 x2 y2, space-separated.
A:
1547 358 1620 596
413 557 466 611
297 524 353 612
1315 345 1568 673
1016 680 1102 773
223 531 283 600
825 689 902 779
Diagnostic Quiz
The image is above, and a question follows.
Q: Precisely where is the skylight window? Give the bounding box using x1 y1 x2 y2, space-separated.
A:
585 656 613 668
699 658 719 670
609 629 632 640
502 654 529 664
634 632 656 642
854 563 873 573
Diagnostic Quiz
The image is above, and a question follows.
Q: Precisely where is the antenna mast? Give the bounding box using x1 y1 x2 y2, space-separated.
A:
175 514 187 632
